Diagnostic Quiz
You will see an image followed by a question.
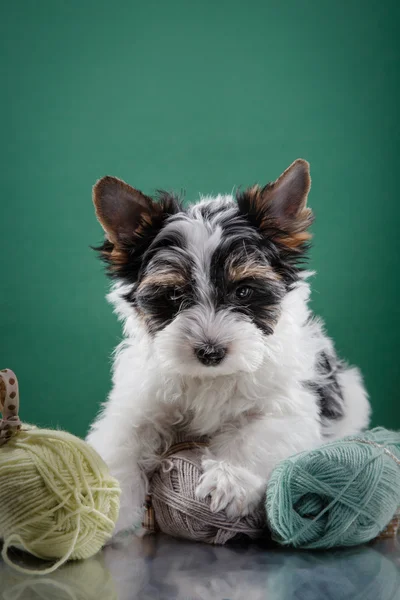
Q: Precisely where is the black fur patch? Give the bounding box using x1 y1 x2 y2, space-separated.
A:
135 283 195 334
133 227 195 332
208 224 285 335
308 352 345 424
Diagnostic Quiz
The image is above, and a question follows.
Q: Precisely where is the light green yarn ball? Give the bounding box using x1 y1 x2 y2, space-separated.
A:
266 428 400 549
0 428 120 573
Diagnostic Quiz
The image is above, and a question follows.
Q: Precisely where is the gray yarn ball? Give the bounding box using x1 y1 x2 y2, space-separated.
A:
148 446 266 544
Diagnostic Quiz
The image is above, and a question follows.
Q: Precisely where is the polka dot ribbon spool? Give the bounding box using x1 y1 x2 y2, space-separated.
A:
0 369 21 446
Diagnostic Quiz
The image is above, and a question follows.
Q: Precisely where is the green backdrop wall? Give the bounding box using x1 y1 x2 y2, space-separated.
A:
1 1 399 438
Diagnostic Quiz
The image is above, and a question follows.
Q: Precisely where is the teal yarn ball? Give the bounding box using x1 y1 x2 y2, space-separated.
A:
266 428 400 549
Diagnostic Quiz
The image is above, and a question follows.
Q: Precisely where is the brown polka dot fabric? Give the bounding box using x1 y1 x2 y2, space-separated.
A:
0 378 6 410
0 369 21 447
377 508 400 540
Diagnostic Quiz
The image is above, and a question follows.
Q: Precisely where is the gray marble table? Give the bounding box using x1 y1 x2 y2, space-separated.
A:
1 534 399 599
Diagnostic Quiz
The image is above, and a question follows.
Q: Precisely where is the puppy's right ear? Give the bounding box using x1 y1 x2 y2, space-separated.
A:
93 176 180 275
93 176 159 245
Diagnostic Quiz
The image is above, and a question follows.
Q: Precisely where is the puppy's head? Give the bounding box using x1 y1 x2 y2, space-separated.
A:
93 159 312 377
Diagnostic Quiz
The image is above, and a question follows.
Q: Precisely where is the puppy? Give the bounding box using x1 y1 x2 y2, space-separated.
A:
87 159 370 536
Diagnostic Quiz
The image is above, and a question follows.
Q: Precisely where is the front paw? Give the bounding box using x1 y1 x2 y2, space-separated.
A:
195 459 265 519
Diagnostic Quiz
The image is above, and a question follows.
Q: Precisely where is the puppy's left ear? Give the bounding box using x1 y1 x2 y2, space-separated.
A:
237 159 313 251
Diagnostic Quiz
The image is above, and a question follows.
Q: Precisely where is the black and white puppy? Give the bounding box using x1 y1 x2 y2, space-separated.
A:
87 159 370 536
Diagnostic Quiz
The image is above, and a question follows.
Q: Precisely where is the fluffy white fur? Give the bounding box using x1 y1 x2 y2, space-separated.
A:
87 191 370 536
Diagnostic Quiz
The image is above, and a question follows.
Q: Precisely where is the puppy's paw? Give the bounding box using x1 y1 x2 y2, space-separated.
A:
195 459 265 519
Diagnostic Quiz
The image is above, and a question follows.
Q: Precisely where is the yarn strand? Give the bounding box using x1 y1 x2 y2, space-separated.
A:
2 513 82 575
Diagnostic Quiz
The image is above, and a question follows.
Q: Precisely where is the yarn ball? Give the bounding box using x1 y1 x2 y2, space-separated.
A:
0 427 121 574
266 428 400 549
148 446 266 544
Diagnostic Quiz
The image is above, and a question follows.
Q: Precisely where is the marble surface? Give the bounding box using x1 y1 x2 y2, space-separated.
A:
1 534 399 599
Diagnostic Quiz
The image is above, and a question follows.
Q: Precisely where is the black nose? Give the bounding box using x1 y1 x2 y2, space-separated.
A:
195 345 227 366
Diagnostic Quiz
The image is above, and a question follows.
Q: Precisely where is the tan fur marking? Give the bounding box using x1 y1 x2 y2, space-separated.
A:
279 230 312 250
110 247 129 265
227 261 281 282
138 271 186 291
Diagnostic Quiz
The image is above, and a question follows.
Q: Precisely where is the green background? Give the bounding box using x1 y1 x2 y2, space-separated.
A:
1 1 399 438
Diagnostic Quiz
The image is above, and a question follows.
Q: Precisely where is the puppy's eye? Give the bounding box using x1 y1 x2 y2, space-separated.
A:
235 286 253 300
166 288 185 303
